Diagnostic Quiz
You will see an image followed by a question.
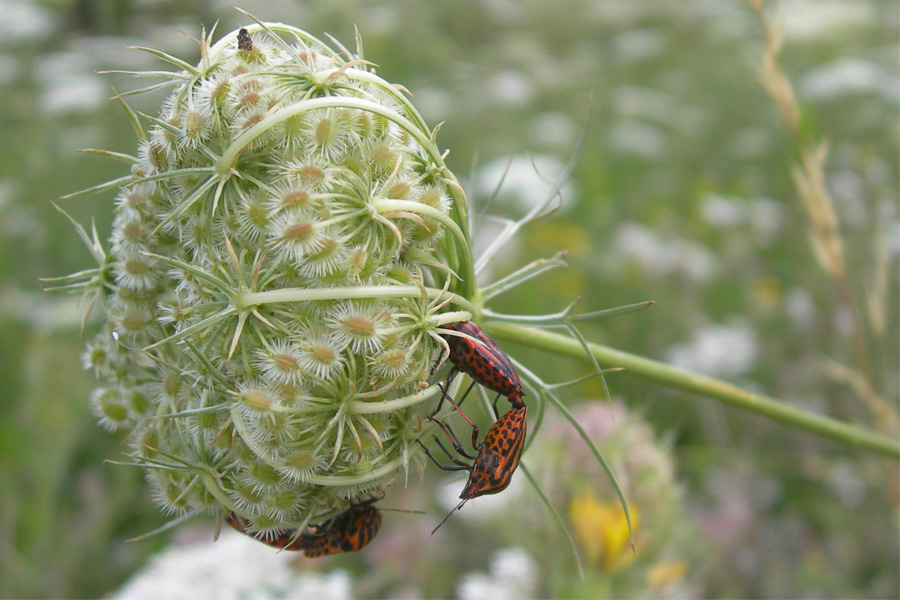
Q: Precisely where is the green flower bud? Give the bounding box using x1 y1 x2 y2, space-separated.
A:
69 20 476 534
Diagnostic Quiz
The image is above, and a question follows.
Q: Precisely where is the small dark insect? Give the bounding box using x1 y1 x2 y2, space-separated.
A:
237 28 254 52
223 497 383 557
435 321 526 411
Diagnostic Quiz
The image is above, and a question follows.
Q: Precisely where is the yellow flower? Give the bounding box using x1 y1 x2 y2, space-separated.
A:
569 490 640 571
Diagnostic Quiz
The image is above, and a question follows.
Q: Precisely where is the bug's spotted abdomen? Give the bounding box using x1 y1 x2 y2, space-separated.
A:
299 501 383 557
460 404 528 499
223 498 383 557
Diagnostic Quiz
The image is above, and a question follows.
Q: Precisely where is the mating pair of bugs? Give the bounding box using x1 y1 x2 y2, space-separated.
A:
224 321 527 557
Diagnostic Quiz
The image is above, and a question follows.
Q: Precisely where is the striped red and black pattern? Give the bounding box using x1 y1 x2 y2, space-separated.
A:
438 321 526 409
223 498 382 557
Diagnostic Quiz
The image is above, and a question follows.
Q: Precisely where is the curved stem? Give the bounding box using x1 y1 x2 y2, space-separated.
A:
482 323 900 460
348 385 440 414
306 456 406 486
239 284 473 313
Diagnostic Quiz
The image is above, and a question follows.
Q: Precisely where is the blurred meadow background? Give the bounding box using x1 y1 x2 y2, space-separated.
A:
1 0 897 598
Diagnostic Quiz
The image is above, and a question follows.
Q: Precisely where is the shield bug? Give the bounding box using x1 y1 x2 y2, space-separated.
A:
299 499 383 557
459 404 527 499
418 404 528 532
223 497 383 557
435 321 526 411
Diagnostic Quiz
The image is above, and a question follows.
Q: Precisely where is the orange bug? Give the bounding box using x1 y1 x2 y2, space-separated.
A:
223 497 382 557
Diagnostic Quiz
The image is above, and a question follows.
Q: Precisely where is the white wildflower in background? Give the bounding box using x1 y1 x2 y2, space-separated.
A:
799 58 899 104
112 528 352 600
0 0 56 45
607 120 666 159
666 320 758 378
825 462 867 508
457 548 538 600
527 111 580 151
612 222 718 282
778 0 875 42
727 127 775 159
610 85 678 125
785 287 816 331
701 194 745 228
471 153 576 217
700 193 785 245
489 69 536 107
36 52 106 115
611 29 666 62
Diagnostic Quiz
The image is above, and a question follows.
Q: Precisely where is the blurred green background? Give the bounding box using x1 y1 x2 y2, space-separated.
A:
1 0 897 598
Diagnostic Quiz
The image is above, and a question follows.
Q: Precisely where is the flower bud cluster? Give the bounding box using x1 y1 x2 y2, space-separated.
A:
78 22 472 535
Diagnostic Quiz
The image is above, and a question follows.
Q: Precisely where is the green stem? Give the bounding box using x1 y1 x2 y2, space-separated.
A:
348 385 440 414
306 456 406 486
239 284 472 313
483 323 900 460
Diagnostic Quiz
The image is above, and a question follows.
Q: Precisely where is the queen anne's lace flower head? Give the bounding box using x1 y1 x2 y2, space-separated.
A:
69 20 476 535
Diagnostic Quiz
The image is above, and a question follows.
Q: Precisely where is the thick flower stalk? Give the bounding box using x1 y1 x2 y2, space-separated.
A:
65 21 476 536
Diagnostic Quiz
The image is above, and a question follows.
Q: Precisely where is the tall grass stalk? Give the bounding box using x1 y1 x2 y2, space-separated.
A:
748 1 898 497
750 0 895 429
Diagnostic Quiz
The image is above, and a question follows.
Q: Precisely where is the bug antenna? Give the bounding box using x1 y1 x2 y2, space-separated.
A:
431 498 467 535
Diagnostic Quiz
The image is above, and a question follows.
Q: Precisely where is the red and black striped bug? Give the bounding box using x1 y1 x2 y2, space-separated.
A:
459 404 527 499
299 498 383 557
435 321 526 411
223 497 383 557
418 403 528 532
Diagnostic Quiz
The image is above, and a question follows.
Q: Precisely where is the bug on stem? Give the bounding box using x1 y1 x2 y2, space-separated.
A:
435 321 526 411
